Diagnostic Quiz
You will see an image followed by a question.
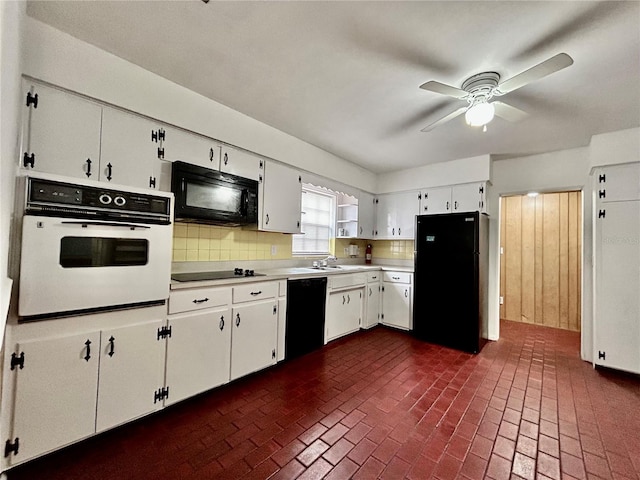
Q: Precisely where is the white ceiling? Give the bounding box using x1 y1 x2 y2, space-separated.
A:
27 1 640 174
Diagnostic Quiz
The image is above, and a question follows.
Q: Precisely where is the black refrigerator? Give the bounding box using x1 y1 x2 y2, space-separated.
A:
413 211 489 354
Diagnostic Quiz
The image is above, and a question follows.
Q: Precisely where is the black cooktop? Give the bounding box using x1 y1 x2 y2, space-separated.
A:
171 268 265 282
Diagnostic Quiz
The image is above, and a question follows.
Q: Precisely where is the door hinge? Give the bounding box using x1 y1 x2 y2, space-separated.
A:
598 351 606 360
157 326 172 340
298 175 302 183
10 352 24 370
149 176 157 189
151 129 165 143
4 438 19 458
26 91 38 108
259 174 263 183
598 190 606 199
157 147 165 159
273 305 277 315
154 387 169 404
272 349 276 359
259 160 264 169
598 209 606 218
381 313 384 320
297 221 300 228
598 173 606 183
23 152 35 168
417 193 421 200
479 185 484 194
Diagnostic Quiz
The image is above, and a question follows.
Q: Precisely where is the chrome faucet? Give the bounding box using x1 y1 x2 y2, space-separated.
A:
320 255 337 267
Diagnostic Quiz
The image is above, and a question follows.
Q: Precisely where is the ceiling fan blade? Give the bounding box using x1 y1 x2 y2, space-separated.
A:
493 101 529 122
420 107 467 132
497 53 573 94
419 81 468 99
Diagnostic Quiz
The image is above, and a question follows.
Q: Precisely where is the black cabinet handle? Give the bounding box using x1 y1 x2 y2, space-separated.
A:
369 287 372 296
235 313 241 327
265 214 270 225
250 291 262 296
219 316 224 331
192 298 209 304
106 163 113 181
347 294 351 304
398 228 401 236
392 228 395 235
210 148 214 162
108 336 115 357
392 276 400 280
84 339 91 362
405 289 408 298
85 158 92 178
224 153 228 165
446 201 450 210
454 201 458 210
342 295 345 305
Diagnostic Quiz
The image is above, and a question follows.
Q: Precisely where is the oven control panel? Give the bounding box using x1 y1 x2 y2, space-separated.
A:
26 178 171 223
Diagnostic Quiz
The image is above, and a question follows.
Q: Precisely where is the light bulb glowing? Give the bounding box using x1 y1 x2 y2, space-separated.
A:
465 101 495 127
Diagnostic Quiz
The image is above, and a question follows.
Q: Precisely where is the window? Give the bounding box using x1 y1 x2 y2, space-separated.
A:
292 185 335 255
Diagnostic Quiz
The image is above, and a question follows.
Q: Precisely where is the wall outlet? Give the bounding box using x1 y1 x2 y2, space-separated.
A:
499 296 504 305
270 245 277 256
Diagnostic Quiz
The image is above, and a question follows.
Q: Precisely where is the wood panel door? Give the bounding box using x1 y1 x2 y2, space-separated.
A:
500 192 582 331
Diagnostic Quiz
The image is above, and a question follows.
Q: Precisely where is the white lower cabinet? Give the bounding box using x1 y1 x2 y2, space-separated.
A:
165 307 232 405
364 272 381 329
231 300 278 380
325 274 366 342
96 320 165 432
6 332 100 465
381 272 413 330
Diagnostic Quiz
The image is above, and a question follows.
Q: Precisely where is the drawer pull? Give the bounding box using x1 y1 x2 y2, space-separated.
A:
392 276 400 280
193 298 209 304
250 291 262 296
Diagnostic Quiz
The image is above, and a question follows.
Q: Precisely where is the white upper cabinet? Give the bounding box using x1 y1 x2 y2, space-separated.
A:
162 126 220 169
100 108 164 190
594 163 640 202
419 182 487 215
374 191 420 239
220 145 264 181
260 161 302 233
21 82 102 180
358 191 376 238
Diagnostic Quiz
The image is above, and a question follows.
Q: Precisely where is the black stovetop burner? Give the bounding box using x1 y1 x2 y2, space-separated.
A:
171 268 265 282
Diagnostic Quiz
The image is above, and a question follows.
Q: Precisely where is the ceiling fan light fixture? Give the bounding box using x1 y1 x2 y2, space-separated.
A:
465 101 495 127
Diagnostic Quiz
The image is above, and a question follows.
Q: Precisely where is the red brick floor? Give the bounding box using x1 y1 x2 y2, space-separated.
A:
8 320 640 480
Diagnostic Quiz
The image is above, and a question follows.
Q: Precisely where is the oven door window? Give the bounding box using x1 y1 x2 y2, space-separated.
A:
59 237 149 268
185 181 243 215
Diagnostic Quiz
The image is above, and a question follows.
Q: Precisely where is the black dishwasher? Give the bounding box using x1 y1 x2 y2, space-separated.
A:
286 277 327 360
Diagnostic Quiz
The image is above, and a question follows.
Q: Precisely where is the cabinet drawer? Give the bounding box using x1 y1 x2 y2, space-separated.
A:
169 287 231 314
367 272 381 283
233 281 278 303
329 273 366 290
383 272 412 284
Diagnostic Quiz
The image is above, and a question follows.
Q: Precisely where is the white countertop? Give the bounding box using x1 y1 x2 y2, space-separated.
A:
170 264 413 290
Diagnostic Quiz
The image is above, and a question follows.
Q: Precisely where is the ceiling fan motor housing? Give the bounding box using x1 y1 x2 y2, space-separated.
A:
462 72 500 105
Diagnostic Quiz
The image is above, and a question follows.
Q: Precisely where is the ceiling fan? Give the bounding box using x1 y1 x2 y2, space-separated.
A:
419 53 574 132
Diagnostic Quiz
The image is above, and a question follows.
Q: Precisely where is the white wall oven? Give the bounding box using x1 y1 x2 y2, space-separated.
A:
18 174 173 320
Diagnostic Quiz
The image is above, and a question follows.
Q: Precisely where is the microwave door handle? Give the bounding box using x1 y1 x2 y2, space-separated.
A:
241 189 249 216
60 221 151 229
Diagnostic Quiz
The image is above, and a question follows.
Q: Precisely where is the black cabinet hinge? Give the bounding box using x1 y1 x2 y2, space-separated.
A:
4 438 19 458
598 190 606 199
259 174 263 184
298 175 302 183
157 326 172 340
479 185 484 194
23 152 35 168
151 129 165 143
149 176 157 189
260 160 264 169
418 193 421 200
272 349 276 359
154 387 169 404
381 313 384 320
26 91 38 108
598 173 606 183
598 210 606 219
10 352 24 370
157 147 164 159
598 351 606 360
297 221 300 228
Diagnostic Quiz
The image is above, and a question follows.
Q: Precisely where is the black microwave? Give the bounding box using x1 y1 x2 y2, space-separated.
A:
171 161 259 226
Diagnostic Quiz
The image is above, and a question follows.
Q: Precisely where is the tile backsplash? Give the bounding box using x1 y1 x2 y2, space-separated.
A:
172 223 414 262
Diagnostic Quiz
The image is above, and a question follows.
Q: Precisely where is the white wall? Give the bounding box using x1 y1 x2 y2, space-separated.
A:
589 127 640 169
488 147 593 357
0 1 26 341
22 17 376 193
376 154 491 193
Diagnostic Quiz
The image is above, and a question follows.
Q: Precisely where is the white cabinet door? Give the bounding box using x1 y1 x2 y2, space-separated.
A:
373 195 393 238
96 320 164 432
165 307 232 405
100 108 163 190
22 83 102 179
8 332 100 465
326 288 362 341
220 146 264 181
364 281 381 329
358 191 376 238
452 182 486 213
374 191 419 239
382 283 412 330
230 301 278 380
595 164 640 202
420 186 452 215
594 200 640 373
163 126 220 169
260 161 302 233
